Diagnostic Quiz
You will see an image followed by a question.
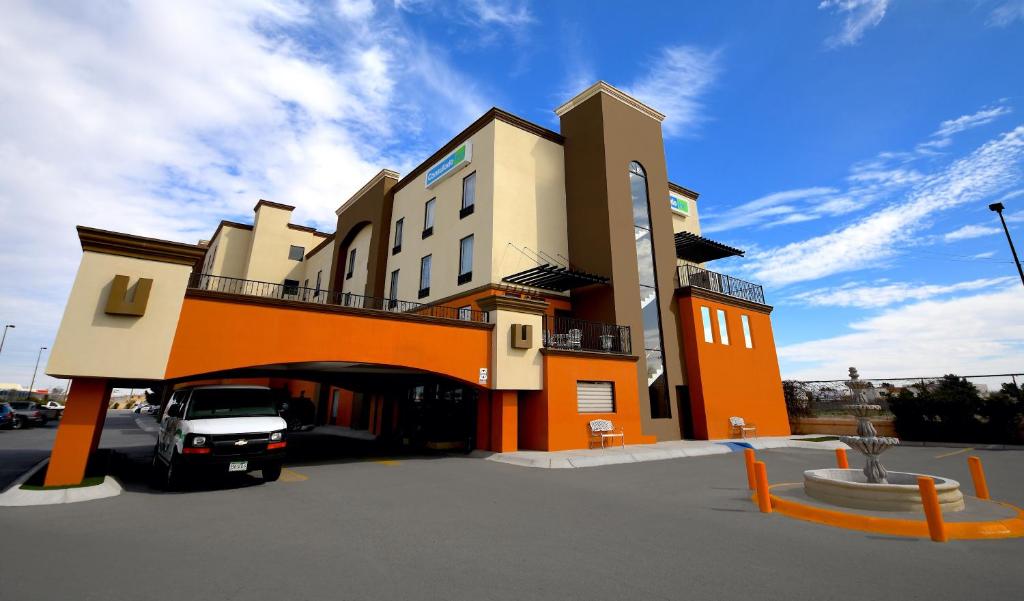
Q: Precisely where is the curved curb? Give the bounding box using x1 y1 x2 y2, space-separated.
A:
760 484 1024 540
0 461 123 507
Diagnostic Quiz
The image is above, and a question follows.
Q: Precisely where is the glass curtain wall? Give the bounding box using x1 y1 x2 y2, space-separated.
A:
629 161 671 418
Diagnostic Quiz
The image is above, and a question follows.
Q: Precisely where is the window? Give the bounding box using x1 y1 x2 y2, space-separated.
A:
388 269 400 308
460 172 476 218
315 270 322 295
283 279 300 296
346 247 357 279
288 245 304 261
577 381 615 413
393 218 404 254
458 234 473 285
458 305 472 321
700 306 713 343
422 198 435 238
741 314 753 348
630 161 670 419
717 309 729 345
419 255 431 298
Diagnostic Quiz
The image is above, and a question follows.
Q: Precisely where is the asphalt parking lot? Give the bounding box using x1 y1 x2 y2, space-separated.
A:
2 411 1023 601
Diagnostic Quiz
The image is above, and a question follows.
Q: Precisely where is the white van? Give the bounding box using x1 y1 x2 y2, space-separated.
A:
153 385 288 489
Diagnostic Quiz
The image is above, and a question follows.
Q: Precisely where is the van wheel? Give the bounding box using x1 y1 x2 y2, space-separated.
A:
262 463 282 483
164 453 183 491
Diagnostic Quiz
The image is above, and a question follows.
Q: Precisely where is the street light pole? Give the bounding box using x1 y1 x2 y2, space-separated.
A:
989 202 1024 288
28 346 47 401
0 324 14 355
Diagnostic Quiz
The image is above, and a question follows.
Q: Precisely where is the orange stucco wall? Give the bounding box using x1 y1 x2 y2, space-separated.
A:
519 352 655 451
677 295 790 439
329 386 354 427
165 296 492 387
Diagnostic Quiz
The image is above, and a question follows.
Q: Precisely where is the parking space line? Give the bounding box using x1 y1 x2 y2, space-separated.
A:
373 459 400 466
934 447 972 459
279 468 309 482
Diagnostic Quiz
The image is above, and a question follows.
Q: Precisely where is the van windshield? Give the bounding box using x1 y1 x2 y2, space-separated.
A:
186 389 278 420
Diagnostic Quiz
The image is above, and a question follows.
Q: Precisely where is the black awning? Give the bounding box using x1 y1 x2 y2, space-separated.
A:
674 232 745 263
501 264 609 292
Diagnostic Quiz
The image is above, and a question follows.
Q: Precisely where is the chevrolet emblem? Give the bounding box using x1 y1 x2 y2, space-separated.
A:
234 439 248 446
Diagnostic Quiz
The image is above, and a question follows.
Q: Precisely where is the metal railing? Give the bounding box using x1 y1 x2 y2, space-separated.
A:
542 315 632 354
188 273 489 323
677 264 766 305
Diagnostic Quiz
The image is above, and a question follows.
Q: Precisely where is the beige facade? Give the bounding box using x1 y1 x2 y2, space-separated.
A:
340 224 373 296
47 252 195 380
206 223 253 279
303 239 334 294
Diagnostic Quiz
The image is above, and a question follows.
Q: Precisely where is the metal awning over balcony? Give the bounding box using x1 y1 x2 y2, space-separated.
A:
674 232 744 263
501 264 609 291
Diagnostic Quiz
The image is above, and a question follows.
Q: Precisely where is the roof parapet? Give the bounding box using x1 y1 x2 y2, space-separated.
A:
554 81 665 123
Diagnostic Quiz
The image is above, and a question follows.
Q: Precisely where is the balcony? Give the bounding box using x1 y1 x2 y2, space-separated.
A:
542 315 632 355
188 273 489 323
676 264 766 305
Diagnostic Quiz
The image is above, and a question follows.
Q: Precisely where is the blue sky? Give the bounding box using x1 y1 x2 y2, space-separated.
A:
0 0 1022 389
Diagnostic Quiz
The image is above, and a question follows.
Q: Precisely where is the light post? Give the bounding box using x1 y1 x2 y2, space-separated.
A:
0 324 14 355
28 346 47 402
989 202 1024 288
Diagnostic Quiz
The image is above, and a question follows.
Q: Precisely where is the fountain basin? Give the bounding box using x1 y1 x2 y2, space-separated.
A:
804 469 965 513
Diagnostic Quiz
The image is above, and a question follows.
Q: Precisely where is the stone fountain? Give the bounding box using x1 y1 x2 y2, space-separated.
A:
803 367 965 512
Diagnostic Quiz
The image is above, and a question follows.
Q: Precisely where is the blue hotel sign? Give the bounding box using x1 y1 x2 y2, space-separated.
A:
670 192 690 215
425 142 473 188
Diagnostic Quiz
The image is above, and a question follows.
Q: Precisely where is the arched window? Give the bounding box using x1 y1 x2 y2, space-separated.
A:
628 161 671 419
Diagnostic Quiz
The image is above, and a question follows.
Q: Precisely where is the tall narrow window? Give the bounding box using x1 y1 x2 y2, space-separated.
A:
419 255 431 298
700 306 713 343
460 172 476 218
423 198 435 238
346 248 356 279
458 234 473 285
629 161 670 419
393 217 404 254
741 315 753 348
315 270 322 295
389 269 400 308
717 309 729 345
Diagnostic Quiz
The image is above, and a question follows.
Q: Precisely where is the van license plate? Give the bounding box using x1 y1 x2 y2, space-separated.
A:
228 461 248 472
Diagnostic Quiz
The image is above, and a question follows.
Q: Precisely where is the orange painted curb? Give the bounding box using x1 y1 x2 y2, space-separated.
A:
759 484 1024 541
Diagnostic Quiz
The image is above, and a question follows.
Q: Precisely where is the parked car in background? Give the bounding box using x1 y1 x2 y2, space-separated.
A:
277 396 316 432
0 402 14 429
36 402 60 422
133 403 151 414
43 400 65 418
8 401 47 428
143 404 160 416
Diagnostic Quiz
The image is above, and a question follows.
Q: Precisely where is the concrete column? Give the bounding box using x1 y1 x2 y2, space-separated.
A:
490 390 518 452
45 377 111 487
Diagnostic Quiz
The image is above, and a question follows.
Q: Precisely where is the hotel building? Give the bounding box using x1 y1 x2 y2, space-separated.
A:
43 82 789 486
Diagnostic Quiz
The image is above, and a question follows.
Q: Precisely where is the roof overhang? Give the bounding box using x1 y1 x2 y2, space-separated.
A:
501 264 609 292
674 232 744 263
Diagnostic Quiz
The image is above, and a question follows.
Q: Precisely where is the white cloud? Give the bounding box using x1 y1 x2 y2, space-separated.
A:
623 46 720 138
988 0 1024 26
934 105 1013 138
788 277 1015 308
944 224 1003 241
462 0 533 28
819 0 890 48
741 125 1024 287
971 251 998 259
0 0 494 386
702 187 838 233
779 284 1024 379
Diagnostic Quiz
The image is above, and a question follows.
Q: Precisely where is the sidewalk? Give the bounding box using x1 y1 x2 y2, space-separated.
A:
474 435 847 469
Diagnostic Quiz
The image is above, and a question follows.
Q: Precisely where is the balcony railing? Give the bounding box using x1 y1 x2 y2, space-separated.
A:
542 315 632 355
676 264 766 305
188 273 489 323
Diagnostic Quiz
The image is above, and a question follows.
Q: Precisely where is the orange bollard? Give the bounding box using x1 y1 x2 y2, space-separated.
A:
918 476 947 542
744 448 757 490
754 461 772 513
835 448 849 469
967 456 990 500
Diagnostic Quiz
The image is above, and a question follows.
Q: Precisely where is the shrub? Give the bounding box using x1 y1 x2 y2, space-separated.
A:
887 375 1024 444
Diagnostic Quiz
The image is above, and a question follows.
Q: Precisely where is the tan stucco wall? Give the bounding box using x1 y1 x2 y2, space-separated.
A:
243 205 324 285
671 202 700 236
387 122 495 303
341 224 373 296
303 242 334 294
491 120 569 286
209 225 252 279
47 252 193 380
489 309 543 390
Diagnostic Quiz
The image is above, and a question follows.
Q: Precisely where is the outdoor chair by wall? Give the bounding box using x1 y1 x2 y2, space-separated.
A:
567 328 582 351
588 419 625 449
729 416 757 439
